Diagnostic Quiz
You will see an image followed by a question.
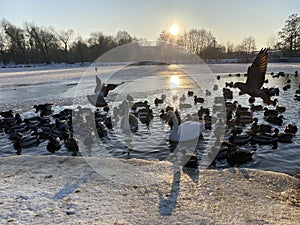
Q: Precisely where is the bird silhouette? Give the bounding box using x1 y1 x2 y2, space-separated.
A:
234 48 272 104
87 76 124 107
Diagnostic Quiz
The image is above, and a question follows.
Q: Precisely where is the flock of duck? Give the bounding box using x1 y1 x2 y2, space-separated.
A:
0 48 299 168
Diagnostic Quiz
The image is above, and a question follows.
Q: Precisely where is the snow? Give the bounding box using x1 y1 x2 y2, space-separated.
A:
0 155 299 224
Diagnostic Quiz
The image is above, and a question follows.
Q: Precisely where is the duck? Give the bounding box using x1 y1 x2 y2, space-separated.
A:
126 94 134 102
121 100 139 132
87 76 124 107
273 128 293 143
205 90 211 96
198 106 209 117
234 48 272 104
251 132 278 145
229 134 251 145
154 97 164 106
223 88 233 99
250 104 263 112
284 124 298 134
227 147 254 165
138 106 153 126
33 103 53 113
225 82 234 88
96 121 108 138
159 109 168 121
94 76 124 97
179 94 186 102
187 91 194 97
14 135 40 149
64 134 79 155
133 100 148 108
46 136 62 153
0 110 14 118
249 118 272 134
166 110 205 142
265 115 284 126
283 85 291 91
179 103 192 109
213 84 218 91
275 105 286 113
194 95 204 104
248 96 255 104
264 108 279 117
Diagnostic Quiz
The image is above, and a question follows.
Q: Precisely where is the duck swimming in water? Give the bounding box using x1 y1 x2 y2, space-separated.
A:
234 48 272 104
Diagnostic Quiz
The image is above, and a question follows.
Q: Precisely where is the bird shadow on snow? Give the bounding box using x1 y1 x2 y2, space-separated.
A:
51 172 93 201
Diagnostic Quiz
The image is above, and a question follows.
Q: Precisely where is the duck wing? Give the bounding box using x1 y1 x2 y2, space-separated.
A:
246 48 268 89
103 82 124 97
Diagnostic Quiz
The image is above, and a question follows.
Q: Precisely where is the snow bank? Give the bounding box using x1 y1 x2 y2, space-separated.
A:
0 155 299 224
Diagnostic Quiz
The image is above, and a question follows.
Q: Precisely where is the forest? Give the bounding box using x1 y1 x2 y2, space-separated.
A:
0 13 299 65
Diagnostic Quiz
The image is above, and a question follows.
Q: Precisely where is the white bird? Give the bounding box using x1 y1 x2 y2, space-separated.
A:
166 110 205 142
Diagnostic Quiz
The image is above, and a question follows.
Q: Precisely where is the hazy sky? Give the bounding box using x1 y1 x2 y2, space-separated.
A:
1 0 299 49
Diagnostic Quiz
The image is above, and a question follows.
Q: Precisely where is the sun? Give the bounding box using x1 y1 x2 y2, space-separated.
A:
169 24 180 35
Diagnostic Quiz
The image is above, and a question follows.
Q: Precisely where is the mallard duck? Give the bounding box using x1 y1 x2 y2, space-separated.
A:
265 115 284 126
194 96 204 104
264 108 279 117
273 128 293 143
249 118 272 134
0 110 14 118
227 147 254 165
251 133 277 145
229 134 251 145
234 48 272 104
64 134 79 155
47 136 62 153
33 103 53 113
284 124 298 134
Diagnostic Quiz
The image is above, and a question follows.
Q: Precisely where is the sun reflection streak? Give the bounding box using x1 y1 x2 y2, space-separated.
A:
170 75 180 88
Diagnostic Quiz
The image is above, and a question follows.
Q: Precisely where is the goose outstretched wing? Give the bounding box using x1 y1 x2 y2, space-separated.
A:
246 48 268 89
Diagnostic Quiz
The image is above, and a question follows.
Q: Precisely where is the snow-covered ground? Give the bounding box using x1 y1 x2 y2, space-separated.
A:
0 156 299 224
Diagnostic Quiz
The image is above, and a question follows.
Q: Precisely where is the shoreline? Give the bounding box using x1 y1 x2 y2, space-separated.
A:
0 155 299 224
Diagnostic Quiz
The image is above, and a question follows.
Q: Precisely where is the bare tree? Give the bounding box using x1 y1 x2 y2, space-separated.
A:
1 19 28 63
237 36 256 53
267 35 278 50
115 30 134 45
26 23 58 64
58 29 73 52
278 13 300 54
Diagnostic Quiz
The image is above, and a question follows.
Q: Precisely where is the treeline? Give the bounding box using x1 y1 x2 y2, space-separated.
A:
0 19 137 64
0 13 299 65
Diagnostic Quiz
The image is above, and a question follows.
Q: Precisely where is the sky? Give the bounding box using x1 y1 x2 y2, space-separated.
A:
1 0 299 49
